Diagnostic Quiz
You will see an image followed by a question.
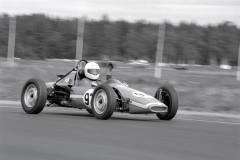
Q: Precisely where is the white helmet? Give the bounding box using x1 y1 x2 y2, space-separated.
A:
84 62 100 80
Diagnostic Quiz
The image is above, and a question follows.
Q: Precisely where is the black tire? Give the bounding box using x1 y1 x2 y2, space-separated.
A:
91 83 116 120
21 78 47 114
154 84 178 120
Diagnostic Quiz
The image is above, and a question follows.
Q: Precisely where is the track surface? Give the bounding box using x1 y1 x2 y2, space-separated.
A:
0 106 239 160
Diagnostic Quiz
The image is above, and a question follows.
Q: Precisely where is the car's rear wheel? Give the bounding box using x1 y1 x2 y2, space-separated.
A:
91 84 116 120
21 78 47 114
154 84 178 120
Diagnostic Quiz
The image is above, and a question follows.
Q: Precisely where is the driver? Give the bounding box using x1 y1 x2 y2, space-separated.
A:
76 62 100 86
84 62 100 80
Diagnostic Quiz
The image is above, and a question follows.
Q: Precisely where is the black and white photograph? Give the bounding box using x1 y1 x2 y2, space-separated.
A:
0 0 239 160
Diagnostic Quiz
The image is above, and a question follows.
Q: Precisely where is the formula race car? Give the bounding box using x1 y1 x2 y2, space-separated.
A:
21 59 178 120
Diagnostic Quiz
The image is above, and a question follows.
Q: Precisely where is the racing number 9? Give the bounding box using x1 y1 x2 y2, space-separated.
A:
83 89 94 107
84 93 92 105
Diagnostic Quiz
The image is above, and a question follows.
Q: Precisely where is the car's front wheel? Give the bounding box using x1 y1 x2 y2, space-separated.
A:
91 84 116 120
154 84 178 120
21 78 47 114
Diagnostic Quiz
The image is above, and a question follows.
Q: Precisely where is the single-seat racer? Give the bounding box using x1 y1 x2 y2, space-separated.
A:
21 59 178 120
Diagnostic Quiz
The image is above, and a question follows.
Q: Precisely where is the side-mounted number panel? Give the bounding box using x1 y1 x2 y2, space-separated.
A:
83 89 94 108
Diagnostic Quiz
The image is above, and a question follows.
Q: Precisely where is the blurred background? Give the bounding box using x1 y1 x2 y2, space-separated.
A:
0 0 240 114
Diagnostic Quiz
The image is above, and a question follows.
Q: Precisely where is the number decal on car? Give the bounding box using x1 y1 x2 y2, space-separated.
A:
132 91 152 98
83 89 94 107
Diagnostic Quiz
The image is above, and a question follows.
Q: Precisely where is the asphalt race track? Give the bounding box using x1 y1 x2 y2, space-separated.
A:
0 106 239 160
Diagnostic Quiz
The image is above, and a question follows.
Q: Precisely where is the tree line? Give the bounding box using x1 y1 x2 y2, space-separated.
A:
0 14 240 65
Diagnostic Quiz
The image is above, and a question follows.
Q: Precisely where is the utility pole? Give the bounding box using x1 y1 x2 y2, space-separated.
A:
237 42 240 81
7 16 16 62
76 18 84 61
154 23 165 78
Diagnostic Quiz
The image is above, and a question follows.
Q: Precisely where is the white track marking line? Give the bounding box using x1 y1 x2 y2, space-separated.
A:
0 106 20 109
175 118 240 125
45 108 58 111
178 110 240 119
113 113 240 125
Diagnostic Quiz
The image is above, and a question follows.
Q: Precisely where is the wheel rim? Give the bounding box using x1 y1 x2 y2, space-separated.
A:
158 89 171 115
93 89 108 114
24 84 38 108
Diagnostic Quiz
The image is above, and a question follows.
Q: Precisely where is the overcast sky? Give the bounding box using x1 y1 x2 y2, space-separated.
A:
0 0 240 26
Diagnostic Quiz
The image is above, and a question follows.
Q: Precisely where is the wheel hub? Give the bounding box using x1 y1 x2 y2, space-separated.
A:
94 89 108 114
24 84 38 108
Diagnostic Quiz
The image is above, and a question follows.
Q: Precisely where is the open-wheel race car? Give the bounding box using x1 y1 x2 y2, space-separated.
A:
21 59 178 120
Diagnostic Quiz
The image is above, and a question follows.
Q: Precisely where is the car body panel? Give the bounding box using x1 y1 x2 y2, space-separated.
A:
56 71 76 89
107 80 168 114
46 78 168 114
